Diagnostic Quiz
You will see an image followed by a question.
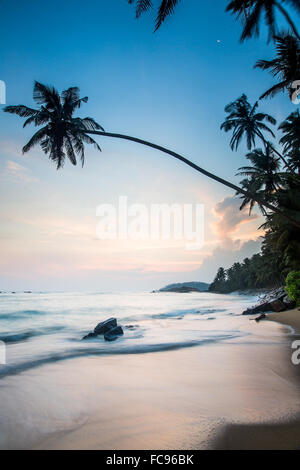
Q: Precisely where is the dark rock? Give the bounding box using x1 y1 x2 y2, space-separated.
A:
269 299 286 312
282 295 296 309
255 313 266 323
242 303 272 315
82 332 98 340
94 318 117 335
125 324 138 330
104 326 124 342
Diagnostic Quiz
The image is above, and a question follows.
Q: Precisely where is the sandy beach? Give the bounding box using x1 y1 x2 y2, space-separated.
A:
215 308 300 449
0 308 299 450
267 308 300 334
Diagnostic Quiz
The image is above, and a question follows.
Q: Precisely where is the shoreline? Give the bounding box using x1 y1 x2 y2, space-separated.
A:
0 303 299 450
266 307 300 334
214 307 300 449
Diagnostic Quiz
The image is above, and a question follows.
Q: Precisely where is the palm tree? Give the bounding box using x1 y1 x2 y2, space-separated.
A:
260 174 300 273
278 110 300 172
237 144 282 214
220 94 276 150
4 81 300 228
4 82 103 169
255 32 300 99
128 0 180 31
226 0 300 41
221 94 293 170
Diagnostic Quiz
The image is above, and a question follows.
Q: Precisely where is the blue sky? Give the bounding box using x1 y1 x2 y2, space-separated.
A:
0 0 297 291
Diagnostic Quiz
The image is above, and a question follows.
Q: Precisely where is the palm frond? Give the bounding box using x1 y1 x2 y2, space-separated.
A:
3 105 38 118
154 0 180 31
33 81 60 110
22 127 48 153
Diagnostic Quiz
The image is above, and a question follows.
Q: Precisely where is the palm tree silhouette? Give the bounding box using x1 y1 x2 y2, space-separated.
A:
4 81 300 228
221 94 292 170
226 0 300 41
237 144 281 214
220 94 276 150
4 83 103 169
128 0 180 31
279 110 300 172
255 32 300 99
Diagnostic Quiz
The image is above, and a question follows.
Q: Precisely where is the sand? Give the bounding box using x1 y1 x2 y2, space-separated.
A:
266 307 300 334
0 310 299 450
215 307 300 449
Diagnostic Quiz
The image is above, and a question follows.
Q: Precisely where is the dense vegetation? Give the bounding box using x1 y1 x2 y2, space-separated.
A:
286 271 300 306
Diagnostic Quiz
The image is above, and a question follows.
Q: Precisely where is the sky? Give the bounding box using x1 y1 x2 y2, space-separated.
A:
0 0 297 291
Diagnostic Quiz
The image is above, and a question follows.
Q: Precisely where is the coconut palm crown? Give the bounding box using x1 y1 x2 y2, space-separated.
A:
4 81 104 169
220 94 276 151
279 110 300 172
226 0 300 42
255 32 300 99
236 144 281 214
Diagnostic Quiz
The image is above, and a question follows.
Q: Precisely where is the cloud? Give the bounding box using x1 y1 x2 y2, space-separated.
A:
213 195 258 248
2 160 38 183
190 238 262 283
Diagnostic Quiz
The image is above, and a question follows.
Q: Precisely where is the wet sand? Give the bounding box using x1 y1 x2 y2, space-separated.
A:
266 307 300 334
215 307 300 449
0 313 299 450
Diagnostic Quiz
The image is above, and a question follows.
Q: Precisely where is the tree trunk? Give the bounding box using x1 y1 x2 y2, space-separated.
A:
87 130 300 229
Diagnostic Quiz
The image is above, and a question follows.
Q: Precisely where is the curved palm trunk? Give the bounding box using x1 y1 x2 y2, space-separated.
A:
87 130 300 229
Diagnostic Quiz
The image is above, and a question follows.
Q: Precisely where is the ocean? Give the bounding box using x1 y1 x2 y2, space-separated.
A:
0 290 258 377
2 290 298 450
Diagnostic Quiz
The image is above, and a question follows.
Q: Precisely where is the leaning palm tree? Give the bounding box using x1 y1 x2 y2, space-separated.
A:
237 145 282 214
4 82 103 169
255 32 300 99
221 93 293 170
128 0 180 31
226 0 300 41
4 81 300 228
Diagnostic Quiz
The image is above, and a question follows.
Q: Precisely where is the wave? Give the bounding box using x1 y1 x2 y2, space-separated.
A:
122 307 226 322
0 310 48 320
0 333 239 379
0 326 65 344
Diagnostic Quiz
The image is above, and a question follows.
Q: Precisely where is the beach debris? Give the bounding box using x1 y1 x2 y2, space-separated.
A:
82 317 123 341
255 313 266 322
282 295 296 309
269 299 286 312
242 287 297 316
242 303 272 315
